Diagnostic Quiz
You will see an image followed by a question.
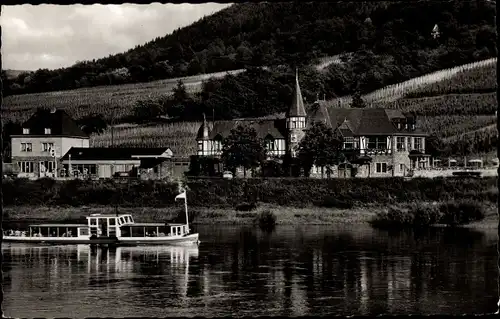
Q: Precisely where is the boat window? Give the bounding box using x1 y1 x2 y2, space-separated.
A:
121 226 131 237
79 228 89 236
131 226 144 237
120 217 125 224
125 216 130 223
109 218 116 226
40 227 50 237
129 216 134 223
90 218 97 225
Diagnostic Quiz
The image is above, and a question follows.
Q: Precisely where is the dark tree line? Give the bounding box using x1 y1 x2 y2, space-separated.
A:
2 1 496 96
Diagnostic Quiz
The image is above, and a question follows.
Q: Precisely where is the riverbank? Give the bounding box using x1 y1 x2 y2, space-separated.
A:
3 202 497 229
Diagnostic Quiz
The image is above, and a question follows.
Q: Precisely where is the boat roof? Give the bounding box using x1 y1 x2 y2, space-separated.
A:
29 224 88 228
129 223 165 226
87 214 132 218
167 223 187 226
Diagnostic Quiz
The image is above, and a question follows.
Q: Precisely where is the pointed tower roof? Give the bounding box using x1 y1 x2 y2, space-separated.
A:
288 68 307 117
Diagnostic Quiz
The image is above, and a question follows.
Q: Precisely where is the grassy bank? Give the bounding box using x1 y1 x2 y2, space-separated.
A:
2 204 378 226
2 176 497 208
3 202 497 228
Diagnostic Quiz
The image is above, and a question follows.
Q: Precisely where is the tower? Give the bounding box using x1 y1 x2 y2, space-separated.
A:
196 113 210 156
286 69 307 156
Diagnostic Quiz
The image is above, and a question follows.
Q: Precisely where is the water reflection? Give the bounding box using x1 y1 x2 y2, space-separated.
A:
2 225 498 317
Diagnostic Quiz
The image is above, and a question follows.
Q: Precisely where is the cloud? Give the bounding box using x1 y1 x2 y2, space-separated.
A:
1 3 232 71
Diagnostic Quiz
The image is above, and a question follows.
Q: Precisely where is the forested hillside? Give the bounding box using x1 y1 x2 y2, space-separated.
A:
2 0 496 98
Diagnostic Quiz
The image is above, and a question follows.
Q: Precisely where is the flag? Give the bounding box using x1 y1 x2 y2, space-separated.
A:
175 191 186 201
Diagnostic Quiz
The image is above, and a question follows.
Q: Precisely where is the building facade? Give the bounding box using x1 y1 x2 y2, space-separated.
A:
10 109 89 179
196 72 429 178
59 147 186 180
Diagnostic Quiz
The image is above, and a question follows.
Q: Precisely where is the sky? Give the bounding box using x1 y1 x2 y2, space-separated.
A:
1 3 232 71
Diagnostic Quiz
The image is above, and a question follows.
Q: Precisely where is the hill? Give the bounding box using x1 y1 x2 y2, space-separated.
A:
1 0 496 97
88 59 497 158
3 70 30 79
1 69 245 124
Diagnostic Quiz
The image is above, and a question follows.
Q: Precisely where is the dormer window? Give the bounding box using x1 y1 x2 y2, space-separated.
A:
45 128 51 134
23 128 30 135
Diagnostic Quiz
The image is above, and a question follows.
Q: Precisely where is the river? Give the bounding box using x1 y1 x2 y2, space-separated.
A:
1 224 498 317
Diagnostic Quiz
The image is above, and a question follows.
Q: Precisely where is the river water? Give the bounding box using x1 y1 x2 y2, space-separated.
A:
1 224 498 317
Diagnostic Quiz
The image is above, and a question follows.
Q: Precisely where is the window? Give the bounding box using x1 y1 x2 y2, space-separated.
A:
90 218 97 225
376 163 388 173
265 137 275 151
396 137 405 151
292 120 296 128
23 128 29 134
407 137 412 151
213 140 222 152
399 163 405 172
414 137 422 151
42 142 54 152
18 161 34 173
367 137 387 150
197 141 203 151
40 161 55 173
72 164 97 175
21 143 33 152
344 137 354 149
44 128 51 134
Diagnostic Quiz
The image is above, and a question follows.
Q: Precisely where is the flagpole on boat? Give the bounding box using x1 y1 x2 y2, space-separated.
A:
184 190 189 234
176 188 189 234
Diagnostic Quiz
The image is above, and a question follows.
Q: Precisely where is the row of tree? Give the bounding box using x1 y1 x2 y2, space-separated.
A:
2 1 496 96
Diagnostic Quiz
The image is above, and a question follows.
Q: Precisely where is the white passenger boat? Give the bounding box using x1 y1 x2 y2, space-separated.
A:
3 190 199 246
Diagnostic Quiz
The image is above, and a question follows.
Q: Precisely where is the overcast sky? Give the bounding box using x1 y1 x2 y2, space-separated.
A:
1 3 232 71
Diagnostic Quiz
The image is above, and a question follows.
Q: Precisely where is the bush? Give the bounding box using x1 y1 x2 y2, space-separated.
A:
315 196 354 209
235 202 258 211
254 209 277 231
371 203 442 228
438 200 486 226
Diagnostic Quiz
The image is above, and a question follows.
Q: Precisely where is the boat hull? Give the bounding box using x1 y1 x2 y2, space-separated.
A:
2 233 200 246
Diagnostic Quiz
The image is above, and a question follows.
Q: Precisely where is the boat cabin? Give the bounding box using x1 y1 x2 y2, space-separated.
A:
86 214 190 238
28 223 90 238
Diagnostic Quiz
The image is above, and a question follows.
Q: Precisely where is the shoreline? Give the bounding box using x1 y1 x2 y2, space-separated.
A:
2 203 498 230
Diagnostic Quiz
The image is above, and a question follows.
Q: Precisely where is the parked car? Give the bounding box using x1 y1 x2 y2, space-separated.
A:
223 171 233 179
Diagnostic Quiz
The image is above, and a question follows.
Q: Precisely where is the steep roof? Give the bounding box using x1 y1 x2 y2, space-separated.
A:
21 109 88 138
308 102 427 136
287 69 307 117
60 147 172 161
207 119 287 140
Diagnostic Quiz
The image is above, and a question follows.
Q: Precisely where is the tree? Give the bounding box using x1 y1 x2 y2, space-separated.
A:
78 113 108 136
425 133 445 158
350 90 366 108
172 80 189 103
132 99 164 123
221 125 267 178
297 121 343 178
